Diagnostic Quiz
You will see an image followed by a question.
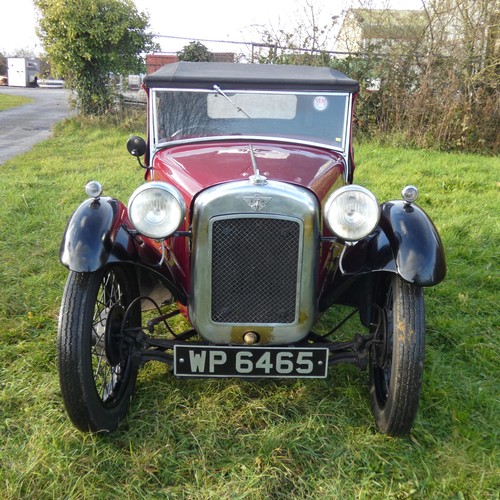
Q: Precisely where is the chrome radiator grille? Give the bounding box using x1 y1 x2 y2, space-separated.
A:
211 217 301 324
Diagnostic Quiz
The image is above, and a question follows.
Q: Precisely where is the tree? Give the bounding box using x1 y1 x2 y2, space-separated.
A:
34 0 158 115
0 53 6 76
253 1 338 65
177 41 212 62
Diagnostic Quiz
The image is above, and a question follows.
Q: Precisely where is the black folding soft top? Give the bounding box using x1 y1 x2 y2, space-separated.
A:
143 61 359 93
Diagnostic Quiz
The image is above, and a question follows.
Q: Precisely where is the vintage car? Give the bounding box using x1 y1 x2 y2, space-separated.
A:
58 62 446 435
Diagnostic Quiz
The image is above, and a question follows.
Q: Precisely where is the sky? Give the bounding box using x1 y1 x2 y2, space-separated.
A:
0 0 423 58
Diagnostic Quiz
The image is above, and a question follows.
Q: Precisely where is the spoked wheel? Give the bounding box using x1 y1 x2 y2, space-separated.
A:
369 274 425 436
58 265 141 432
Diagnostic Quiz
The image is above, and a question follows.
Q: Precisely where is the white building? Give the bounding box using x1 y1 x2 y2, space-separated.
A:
336 9 427 56
7 57 40 87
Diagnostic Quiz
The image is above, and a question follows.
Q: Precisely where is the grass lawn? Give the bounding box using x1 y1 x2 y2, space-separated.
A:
0 93 33 110
0 118 498 498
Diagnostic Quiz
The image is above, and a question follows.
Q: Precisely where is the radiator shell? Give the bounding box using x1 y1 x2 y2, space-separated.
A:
189 180 319 345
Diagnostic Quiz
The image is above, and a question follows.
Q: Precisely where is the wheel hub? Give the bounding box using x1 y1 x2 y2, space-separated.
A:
104 304 127 366
372 306 390 368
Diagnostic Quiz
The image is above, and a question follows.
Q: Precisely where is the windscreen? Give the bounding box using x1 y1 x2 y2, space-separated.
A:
152 89 350 150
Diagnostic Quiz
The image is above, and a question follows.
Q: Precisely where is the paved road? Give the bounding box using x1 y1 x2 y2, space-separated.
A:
0 87 73 164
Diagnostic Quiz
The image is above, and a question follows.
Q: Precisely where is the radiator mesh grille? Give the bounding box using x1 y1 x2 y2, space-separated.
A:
211 217 300 324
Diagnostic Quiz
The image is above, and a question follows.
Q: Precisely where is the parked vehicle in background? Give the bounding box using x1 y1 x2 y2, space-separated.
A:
37 79 64 88
58 62 446 434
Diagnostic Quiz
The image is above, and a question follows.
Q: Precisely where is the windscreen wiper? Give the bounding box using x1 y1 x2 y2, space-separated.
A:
213 85 252 119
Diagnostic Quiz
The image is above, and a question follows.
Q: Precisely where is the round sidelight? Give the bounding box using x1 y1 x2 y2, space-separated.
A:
324 185 380 241
85 180 103 199
402 185 419 204
128 182 186 239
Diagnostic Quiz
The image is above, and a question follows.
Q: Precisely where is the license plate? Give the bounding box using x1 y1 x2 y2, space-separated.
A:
174 345 328 378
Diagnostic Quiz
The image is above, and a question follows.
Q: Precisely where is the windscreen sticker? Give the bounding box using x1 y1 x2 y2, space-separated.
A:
313 96 328 111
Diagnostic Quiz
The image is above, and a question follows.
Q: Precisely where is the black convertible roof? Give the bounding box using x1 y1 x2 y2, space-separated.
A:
143 62 359 93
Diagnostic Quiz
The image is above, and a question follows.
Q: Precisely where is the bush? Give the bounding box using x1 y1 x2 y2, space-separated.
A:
333 51 499 155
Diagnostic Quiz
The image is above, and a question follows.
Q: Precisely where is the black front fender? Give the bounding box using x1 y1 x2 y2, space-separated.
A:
60 197 137 272
59 197 188 305
341 200 446 286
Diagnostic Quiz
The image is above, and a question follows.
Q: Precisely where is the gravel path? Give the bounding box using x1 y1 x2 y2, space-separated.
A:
0 87 73 164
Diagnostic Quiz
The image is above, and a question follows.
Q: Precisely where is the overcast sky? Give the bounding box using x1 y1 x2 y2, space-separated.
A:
1 0 423 57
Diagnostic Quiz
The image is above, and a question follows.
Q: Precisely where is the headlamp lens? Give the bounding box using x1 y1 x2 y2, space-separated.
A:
128 182 186 239
324 185 380 241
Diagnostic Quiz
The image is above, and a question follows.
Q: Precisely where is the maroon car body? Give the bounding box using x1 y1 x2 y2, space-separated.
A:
58 62 445 435
148 141 345 295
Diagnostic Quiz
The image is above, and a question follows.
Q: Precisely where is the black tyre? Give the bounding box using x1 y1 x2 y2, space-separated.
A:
369 274 425 436
58 265 141 432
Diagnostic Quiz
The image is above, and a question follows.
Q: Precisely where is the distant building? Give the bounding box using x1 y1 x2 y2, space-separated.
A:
146 52 236 74
7 57 40 87
146 54 179 74
336 9 427 55
209 52 236 63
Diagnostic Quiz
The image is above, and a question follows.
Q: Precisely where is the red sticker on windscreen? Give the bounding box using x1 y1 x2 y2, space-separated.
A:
313 96 328 111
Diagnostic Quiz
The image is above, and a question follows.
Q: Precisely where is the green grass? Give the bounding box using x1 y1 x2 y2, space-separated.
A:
0 93 33 110
0 118 498 498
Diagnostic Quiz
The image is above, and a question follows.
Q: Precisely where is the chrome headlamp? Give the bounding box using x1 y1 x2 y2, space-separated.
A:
324 185 380 241
128 182 186 239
